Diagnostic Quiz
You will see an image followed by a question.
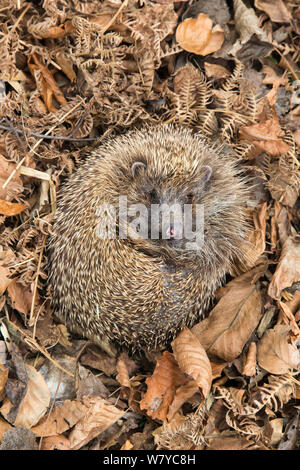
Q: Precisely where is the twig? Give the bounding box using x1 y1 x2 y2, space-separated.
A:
0 123 98 142
99 0 129 35
29 234 47 325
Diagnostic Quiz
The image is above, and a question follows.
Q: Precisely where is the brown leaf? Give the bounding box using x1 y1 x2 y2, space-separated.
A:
140 351 186 422
278 301 300 337
0 154 23 201
116 357 130 388
268 236 300 300
0 200 26 216
28 53 67 113
239 111 290 156
40 435 71 450
80 346 116 376
254 0 291 23
32 399 87 437
1 364 51 428
120 439 133 450
192 267 263 362
0 266 11 296
7 278 39 316
176 13 224 55
172 328 212 398
68 396 125 450
257 325 300 374
0 362 8 401
241 342 257 377
166 381 199 422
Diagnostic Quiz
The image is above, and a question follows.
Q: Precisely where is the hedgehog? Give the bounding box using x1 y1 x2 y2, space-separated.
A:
48 125 251 355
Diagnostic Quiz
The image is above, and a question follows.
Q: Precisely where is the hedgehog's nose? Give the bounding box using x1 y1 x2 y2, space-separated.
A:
165 222 182 240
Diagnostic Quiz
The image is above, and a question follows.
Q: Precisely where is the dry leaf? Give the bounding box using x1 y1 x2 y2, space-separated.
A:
176 13 224 55
166 381 199 422
140 351 186 422
116 357 130 388
68 396 125 450
32 399 87 437
0 364 51 428
7 278 39 316
240 202 267 270
0 362 8 401
268 236 300 300
0 200 26 216
239 111 290 156
40 435 71 450
0 266 11 296
120 439 133 450
28 53 67 113
278 301 300 337
257 325 300 374
241 342 257 377
192 267 263 362
204 62 231 79
172 328 212 398
0 154 23 201
254 0 291 23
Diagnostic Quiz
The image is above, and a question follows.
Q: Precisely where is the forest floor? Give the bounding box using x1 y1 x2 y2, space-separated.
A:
0 0 300 450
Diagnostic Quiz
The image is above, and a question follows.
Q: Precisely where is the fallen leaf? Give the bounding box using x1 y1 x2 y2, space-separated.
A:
204 62 231 79
278 300 300 337
192 267 263 362
1 364 51 428
257 325 300 374
166 381 199 422
7 278 39 316
40 435 71 450
0 200 26 216
254 0 291 23
32 399 87 437
241 342 257 376
268 236 300 300
176 13 224 55
68 396 125 450
0 362 8 401
116 356 131 388
277 412 299 450
120 439 133 450
0 266 11 296
0 154 23 201
231 0 270 57
28 53 67 113
239 111 290 156
172 327 212 398
140 351 187 422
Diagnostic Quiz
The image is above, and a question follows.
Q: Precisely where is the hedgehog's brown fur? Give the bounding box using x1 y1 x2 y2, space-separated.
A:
48 125 251 353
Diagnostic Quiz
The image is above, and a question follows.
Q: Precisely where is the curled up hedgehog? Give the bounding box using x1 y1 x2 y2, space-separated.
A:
48 125 251 355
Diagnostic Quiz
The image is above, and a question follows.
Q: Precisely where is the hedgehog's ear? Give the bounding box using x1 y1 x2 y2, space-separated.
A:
131 161 146 178
202 165 212 184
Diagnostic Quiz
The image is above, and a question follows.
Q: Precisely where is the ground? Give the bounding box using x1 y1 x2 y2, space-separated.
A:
0 0 299 451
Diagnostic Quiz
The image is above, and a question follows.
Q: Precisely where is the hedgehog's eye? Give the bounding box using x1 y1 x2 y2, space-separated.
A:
149 189 159 203
186 193 194 203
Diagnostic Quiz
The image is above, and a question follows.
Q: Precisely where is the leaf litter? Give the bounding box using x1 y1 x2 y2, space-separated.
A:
0 0 299 451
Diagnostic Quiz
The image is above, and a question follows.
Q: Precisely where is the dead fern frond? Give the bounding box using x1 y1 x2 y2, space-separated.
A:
154 407 207 450
249 374 296 413
166 63 213 126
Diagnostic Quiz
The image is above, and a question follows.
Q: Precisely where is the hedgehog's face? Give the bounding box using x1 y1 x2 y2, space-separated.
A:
124 160 213 252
